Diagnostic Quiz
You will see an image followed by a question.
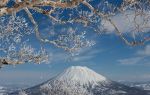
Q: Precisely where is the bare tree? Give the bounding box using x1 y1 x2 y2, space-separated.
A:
40 80 93 95
18 90 28 95
0 0 149 67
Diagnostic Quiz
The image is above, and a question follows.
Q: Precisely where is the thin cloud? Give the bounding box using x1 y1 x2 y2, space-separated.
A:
49 46 104 64
137 45 150 56
125 74 150 81
70 48 104 63
101 10 150 33
118 57 144 65
118 44 150 65
0 70 55 85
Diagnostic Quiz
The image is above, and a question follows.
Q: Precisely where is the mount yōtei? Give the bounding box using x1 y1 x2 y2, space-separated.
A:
10 66 148 95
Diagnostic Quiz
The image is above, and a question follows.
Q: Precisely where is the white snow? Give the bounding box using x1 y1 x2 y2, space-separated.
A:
56 66 107 85
0 86 5 95
0 87 4 90
40 66 108 95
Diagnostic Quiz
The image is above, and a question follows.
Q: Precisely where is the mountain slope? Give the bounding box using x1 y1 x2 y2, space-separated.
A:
54 66 107 85
10 66 148 95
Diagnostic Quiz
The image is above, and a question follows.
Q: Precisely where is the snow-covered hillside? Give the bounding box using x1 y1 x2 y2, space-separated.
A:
55 66 107 85
10 66 149 95
0 86 8 95
38 66 110 95
121 81 150 91
0 84 29 95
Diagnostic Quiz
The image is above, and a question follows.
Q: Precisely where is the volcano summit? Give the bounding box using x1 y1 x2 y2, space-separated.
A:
10 66 148 95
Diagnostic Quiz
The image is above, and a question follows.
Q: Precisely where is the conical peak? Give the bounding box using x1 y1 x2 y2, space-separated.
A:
55 66 107 85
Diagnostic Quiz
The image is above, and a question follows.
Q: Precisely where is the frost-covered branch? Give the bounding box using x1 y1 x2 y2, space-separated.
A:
0 0 150 67
0 16 49 67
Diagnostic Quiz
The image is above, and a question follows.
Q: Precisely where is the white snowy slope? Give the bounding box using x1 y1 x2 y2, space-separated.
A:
55 66 107 85
125 82 150 91
0 86 4 89
0 86 6 95
34 66 110 95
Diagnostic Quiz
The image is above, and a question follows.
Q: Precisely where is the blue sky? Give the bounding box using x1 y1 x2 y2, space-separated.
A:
0 34 149 86
0 0 150 86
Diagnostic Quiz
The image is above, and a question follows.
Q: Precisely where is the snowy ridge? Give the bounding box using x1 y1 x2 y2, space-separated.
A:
0 86 6 95
55 66 107 85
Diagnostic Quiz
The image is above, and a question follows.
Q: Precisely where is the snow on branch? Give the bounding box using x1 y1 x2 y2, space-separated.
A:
0 16 49 67
0 0 150 67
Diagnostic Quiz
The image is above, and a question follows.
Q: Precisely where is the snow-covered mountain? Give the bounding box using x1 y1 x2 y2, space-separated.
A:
0 86 15 95
0 85 27 95
121 82 150 91
54 66 107 85
0 86 6 95
10 66 149 95
132 83 150 91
